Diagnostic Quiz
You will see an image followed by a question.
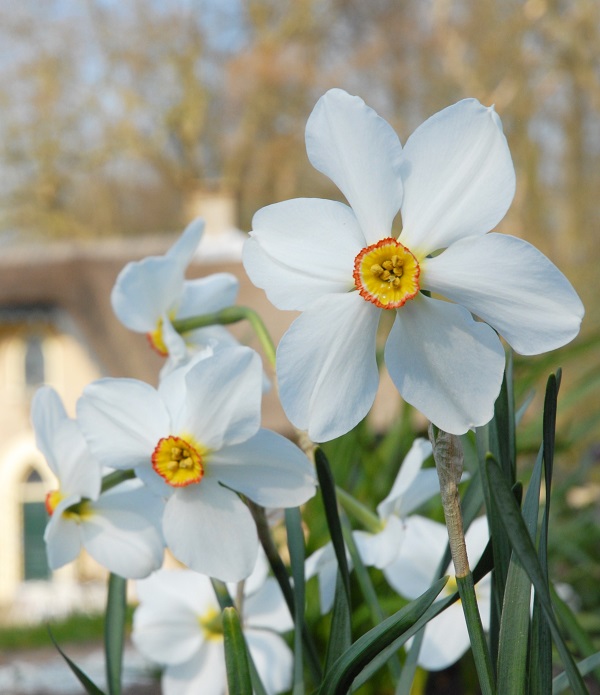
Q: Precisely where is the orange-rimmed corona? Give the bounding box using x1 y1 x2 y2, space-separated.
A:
45 489 64 516
152 435 205 487
353 238 420 309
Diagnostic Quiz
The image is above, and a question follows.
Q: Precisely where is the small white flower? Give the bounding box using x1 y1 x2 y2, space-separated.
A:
307 438 439 612
244 89 584 442
132 554 293 695
111 218 240 372
77 346 317 581
383 515 491 671
31 386 165 579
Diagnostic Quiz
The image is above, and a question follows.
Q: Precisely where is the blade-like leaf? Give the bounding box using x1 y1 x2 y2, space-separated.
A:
315 447 352 672
285 507 306 695
553 652 600 694
498 445 543 694
223 607 253 695
486 455 587 695
317 577 448 695
315 448 351 602
530 372 560 694
48 628 106 695
104 574 126 695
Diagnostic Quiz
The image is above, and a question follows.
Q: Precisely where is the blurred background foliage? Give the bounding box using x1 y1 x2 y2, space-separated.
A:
0 0 598 690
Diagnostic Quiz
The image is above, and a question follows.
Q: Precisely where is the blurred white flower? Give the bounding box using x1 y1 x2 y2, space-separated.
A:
307 438 439 612
132 553 293 695
31 386 165 579
384 515 491 671
111 217 241 373
77 346 316 581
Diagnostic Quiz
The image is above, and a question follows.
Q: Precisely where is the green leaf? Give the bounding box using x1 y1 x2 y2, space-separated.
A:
486 455 588 695
315 448 351 602
48 627 106 695
223 607 253 695
457 572 497 695
553 652 600 694
104 574 126 695
317 577 448 695
497 445 543 694
530 372 560 694
315 448 352 673
285 507 306 695
354 541 494 690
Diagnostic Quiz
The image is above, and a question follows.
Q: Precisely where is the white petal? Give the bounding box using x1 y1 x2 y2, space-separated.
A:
384 294 505 434
163 478 259 581
418 602 471 670
306 89 403 243
463 516 490 569
383 516 448 599
111 257 184 333
399 99 515 254
177 273 239 317
54 421 102 500
246 629 294 694
377 438 433 520
136 568 216 617
166 217 204 262
133 597 205 666
162 643 225 695
77 378 170 470
353 515 405 569
277 292 381 442
422 233 584 354
245 198 364 311
31 386 67 475
245 577 294 633
44 502 82 569
177 347 262 450
210 429 316 508
305 542 352 615
161 314 190 364
81 488 165 579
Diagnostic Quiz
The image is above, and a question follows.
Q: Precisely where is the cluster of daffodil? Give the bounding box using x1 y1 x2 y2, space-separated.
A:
32 88 588 695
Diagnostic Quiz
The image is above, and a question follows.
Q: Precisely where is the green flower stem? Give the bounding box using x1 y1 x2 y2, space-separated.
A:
172 307 277 368
430 425 496 695
335 486 383 534
456 573 496 695
100 469 137 494
247 501 322 684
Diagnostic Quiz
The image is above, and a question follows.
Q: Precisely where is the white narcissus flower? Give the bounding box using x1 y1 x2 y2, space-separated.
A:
132 553 293 695
243 88 584 442
31 386 165 579
77 346 317 582
383 515 491 671
307 438 440 612
111 217 240 372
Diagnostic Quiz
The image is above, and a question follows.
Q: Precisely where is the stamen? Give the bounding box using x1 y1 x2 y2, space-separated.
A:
152 435 205 487
353 238 420 309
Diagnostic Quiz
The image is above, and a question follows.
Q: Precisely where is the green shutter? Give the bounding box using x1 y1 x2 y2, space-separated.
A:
22 502 50 580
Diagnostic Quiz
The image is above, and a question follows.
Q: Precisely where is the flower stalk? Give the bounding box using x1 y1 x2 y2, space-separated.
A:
172 306 277 368
429 424 496 695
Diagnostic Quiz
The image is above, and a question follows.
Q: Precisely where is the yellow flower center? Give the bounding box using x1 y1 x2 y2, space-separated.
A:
146 318 169 357
46 491 93 522
353 238 420 309
152 435 205 487
198 606 223 642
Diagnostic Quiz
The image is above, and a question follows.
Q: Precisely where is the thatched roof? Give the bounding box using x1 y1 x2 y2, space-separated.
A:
0 234 295 430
